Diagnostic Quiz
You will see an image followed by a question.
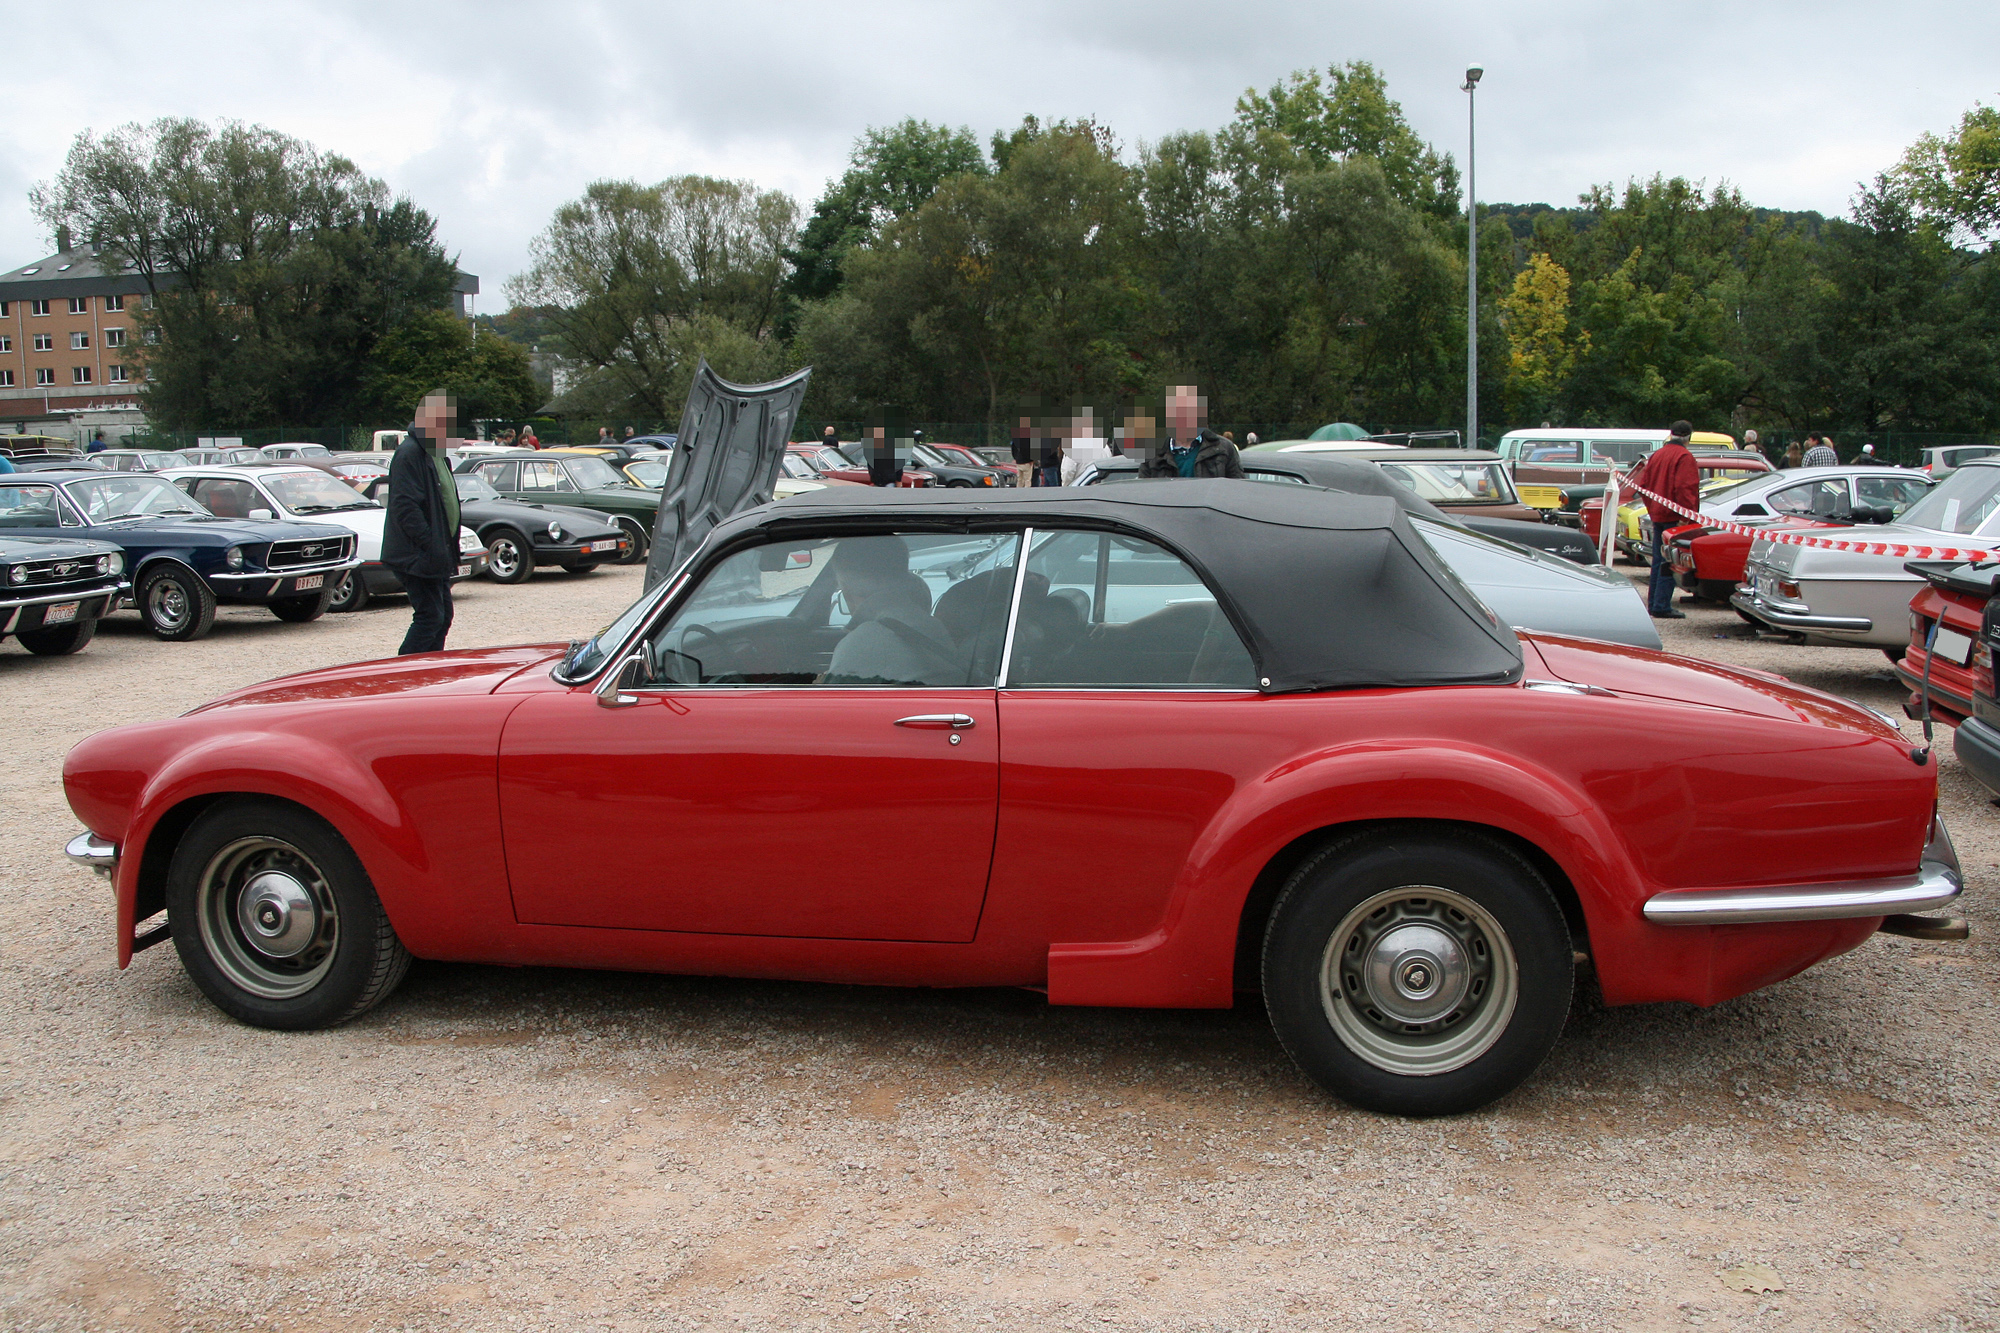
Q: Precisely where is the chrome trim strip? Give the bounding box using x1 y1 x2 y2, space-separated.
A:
1646 814 1961 924
65 830 118 880
206 556 362 582
0 585 121 610
1727 589 1871 633
996 526 1033 688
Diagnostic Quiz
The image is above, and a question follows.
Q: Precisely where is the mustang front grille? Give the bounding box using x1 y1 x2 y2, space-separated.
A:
267 535 354 569
13 557 109 589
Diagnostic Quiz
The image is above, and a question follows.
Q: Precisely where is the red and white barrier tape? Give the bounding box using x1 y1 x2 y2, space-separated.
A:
1619 480 1997 563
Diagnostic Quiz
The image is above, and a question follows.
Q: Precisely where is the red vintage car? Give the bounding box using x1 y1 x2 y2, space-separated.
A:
1666 516 1839 602
62 484 1964 1116
1897 561 1997 726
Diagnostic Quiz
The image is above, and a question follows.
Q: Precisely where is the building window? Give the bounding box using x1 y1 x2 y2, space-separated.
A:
144 328 160 344
67 297 87 314
0 370 12 387
71 331 90 350
72 366 92 384
108 364 129 383
30 299 50 316
0 336 9 352
35 368 54 385
104 328 125 348
0 301 8 317
33 334 52 352
104 295 124 312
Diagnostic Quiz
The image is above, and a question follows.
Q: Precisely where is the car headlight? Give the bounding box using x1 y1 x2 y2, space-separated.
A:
95 555 112 575
109 552 124 575
4 565 20 585
225 546 244 570
547 521 564 541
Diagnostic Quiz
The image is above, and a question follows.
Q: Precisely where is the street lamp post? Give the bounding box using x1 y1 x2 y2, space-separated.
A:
1463 64 1483 451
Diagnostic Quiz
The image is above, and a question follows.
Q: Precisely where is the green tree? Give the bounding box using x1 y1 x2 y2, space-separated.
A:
1892 96 2000 246
507 176 798 419
31 118 457 428
1500 252 1589 420
356 308 542 423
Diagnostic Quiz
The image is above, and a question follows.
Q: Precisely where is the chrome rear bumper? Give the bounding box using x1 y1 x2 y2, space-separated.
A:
1644 814 1961 924
65 830 118 880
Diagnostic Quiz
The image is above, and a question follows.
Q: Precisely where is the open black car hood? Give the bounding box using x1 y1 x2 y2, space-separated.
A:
643 361 812 590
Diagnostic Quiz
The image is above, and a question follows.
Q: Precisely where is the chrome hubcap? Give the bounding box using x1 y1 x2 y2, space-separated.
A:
195 837 338 999
492 540 520 576
148 579 188 629
1320 886 1517 1077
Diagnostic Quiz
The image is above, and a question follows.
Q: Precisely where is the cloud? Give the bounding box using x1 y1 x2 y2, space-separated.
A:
5 0 1994 304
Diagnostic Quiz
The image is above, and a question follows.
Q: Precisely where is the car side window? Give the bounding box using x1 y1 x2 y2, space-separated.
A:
1767 480 1846 518
1010 530 1256 689
478 460 518 489
1245 470 1308 485
191 478 258 518
1856 475 1930 514
642 532 1022 688
521 461 572 493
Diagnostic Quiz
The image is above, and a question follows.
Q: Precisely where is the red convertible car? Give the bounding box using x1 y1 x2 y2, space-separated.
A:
62 484 1963 1116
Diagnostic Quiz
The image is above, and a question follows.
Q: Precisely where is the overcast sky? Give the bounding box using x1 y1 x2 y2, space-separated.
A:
3 0 1992 309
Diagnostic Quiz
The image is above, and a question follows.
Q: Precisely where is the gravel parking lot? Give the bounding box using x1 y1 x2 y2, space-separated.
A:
3 563 1997 1332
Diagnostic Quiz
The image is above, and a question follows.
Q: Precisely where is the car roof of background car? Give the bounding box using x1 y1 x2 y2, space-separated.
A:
1294 447 1505 463
746 481 1523 693
1238 453 1463 526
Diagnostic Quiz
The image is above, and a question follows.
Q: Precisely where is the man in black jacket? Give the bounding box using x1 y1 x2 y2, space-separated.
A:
1137 385 1245 479
384 390 462 654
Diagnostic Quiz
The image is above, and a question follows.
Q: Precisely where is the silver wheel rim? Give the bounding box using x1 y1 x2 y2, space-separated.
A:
491 538 522 578
1319 885 1517 1077
331 573 356 608
147 577 190 630
194 836 339 999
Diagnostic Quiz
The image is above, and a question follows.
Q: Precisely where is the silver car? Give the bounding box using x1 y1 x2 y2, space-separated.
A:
1734 458 2000 653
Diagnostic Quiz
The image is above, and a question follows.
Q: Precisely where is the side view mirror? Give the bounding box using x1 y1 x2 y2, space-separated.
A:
593 650 650 708
249 508 273 521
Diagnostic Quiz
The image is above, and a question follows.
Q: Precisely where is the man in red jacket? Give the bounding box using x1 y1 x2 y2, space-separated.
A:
1630 420 1700 619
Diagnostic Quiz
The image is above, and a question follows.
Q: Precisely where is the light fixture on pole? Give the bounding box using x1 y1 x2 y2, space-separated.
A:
1463 64 1483 451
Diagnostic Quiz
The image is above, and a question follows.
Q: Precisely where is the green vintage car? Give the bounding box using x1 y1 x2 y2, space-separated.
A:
453 451 657 565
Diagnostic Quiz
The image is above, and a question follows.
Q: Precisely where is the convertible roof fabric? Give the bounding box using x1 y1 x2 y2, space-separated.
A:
715 481 1523 693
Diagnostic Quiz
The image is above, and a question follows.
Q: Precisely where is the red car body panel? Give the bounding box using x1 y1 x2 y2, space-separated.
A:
1668 518 1839 590
787 444 934 488
1899 582 1987 726
65 634 1930 1010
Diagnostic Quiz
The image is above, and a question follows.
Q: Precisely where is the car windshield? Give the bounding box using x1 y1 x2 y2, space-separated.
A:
141 452 181 468
779 454 816 480
455 475 500 501
266 470 378 512
912 445 957 468
1899 466 2000 534
0 483 66 527
626 459 670 488
564 456 625 489
68 474 208 521
1377 460 1516 505
1700 475 1770 504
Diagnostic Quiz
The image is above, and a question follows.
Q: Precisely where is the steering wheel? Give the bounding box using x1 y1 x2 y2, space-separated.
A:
677 623 724 680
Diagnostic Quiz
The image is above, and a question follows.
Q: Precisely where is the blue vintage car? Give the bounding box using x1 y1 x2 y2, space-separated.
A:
0 470 360 641
0 532 127 656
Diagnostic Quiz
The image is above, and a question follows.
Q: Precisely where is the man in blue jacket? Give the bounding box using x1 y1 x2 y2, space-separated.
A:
383 390 462 654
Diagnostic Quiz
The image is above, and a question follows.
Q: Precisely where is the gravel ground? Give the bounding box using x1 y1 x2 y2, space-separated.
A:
3 562 1998 1333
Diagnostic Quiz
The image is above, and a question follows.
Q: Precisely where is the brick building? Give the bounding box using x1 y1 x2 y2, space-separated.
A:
0 239 479 436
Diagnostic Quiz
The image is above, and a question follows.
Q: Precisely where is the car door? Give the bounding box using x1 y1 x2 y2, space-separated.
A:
497 528 1022 940
474 459 521 496
519 459 577 497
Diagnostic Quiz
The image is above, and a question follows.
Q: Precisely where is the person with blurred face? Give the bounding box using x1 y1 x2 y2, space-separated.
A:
383 390 462 654
1139 385 1244 479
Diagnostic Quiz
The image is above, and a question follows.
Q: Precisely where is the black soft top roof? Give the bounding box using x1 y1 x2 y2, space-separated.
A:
723 481 1522 692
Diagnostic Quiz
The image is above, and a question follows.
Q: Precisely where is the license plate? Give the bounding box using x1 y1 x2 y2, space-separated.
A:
43 602 78 626
457 563 472 578
1933 626 1974 667
292 574 323 592
589 539 619 553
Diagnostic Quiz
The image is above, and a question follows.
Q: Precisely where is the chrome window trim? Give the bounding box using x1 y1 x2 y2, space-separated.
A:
995 526 1033 688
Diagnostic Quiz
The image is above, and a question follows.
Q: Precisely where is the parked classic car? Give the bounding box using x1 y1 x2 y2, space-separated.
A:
1734 459 2000 655
1282 447 1543 523
261 443 334 461
162 464 485 614
1494 428 1742 512
456 452 658 565
64 482 1958 1116
922 441 1024 486
1920 445 2000 479
786 443 938 489
1895 560 1995 727
0 470 356 639
0 531 127 655
93 450 187 473
1665 468 1934 601
623 451 842 500
909 442 1012 488
360 473 628 583
1078 455 1657 648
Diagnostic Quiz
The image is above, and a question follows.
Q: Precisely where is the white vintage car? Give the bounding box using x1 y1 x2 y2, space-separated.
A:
1733 459 2000 653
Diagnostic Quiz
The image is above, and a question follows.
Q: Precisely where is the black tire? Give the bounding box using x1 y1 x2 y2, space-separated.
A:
137 563 217 641
612 517 649 565
1697 579 1735 603
484 528 534 583
16 616 98 655
269 586 333 622
1261 827 1574 1117
1734 607 1761 626
1884 647 1907 663
562 561 599 575
166 798 411 1030
947 479 974 488
328 569 371 613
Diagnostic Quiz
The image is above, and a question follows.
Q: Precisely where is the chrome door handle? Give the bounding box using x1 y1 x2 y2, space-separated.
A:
894 714 976 730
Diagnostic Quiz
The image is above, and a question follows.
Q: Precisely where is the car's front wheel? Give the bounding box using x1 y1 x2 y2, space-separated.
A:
328 570 370 613
484 529 533 583
269 587 333 622
138 564 217 641
613 517 649 565
166 799 411 1030
15 616 98 655
1262 828 1573 1117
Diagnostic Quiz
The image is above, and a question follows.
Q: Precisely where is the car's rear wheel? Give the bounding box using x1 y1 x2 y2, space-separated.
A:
1262 828 1573 1117
16 616 98 655
485 529 533 583
947 479 974 488
166 799 411 1030
269 587 333 622
328 570 371 613
612 517 649 565
138 564 217 641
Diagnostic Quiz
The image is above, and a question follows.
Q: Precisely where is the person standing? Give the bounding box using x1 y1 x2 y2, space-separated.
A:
1853 442 1883 465
1627 421 1700 620
1139 385 1245 479
384 390 462 655
1802 434 1839 467
1741 428 1760 459
518 424 540 450
1784 441 1804 468
87 429 108 453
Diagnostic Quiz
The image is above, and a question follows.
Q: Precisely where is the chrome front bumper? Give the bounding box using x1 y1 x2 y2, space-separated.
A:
207 554 362 585
1644 814 1962 924
65 830 118 880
